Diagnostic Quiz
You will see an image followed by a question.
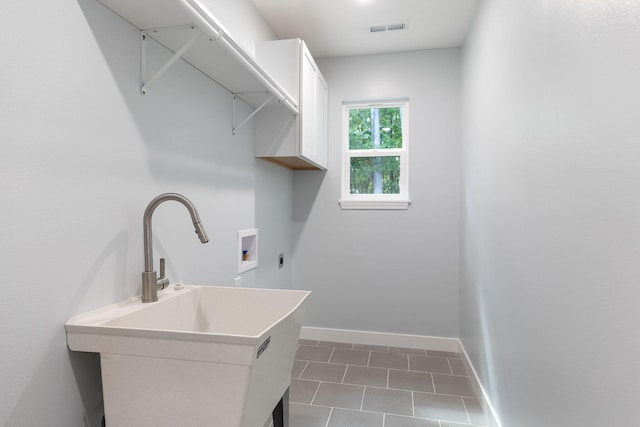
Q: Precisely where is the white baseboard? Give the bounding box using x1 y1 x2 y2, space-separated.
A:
458 341 503 427
299 326 502 427
300 326 460 352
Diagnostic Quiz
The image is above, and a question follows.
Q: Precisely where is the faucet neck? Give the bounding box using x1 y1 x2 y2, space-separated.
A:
141 193 209 303
142 193 207 272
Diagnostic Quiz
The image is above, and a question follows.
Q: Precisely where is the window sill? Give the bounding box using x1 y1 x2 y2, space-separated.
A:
339 200 411 210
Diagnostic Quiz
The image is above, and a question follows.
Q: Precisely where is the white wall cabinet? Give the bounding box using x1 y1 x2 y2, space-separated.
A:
254 39 328 170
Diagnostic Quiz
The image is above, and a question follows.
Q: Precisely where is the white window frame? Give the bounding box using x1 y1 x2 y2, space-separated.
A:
339 100 410 210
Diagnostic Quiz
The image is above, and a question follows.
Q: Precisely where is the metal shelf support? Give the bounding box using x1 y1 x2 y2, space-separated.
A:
136 23 297 136
140 27 202 95
232 92 275 135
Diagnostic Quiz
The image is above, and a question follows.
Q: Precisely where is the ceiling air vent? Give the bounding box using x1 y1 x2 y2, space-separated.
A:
369 21 408 33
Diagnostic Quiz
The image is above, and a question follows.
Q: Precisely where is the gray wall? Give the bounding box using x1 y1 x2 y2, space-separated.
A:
460 0 640 425
293 49 461 337
0 0 291 425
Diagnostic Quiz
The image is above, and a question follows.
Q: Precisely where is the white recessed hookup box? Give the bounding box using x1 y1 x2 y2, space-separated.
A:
238 229 258 273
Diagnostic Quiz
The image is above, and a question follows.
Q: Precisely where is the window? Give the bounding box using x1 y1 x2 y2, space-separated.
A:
340 100 410 209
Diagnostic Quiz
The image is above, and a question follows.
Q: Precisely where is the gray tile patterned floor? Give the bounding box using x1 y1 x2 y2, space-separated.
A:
265 339 489 427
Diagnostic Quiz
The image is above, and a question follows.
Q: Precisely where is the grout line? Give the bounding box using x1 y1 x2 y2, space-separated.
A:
386 385 434 393
411 390 415 417
295 402 332 409
309 381 322 405
324 407 333 427
367 350 372 367
341 364 349 384
298 361 310 379
309 381 321 405
300 374 476 398
360 386 366 410
461 396 472 424
311 377 475 400
438 373 471 378
430 372 436 395
447 358 454 375
431 390 478 399
386 368 390 388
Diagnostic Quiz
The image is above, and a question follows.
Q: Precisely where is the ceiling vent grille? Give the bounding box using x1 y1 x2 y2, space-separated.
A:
369 21 408 33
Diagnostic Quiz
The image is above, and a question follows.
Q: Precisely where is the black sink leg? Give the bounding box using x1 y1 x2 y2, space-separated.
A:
272 387 289 427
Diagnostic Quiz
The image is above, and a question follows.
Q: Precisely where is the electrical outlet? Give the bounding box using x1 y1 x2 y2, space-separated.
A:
278 253 284 269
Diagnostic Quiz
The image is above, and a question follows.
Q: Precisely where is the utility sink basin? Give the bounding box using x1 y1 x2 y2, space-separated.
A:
65 284 310 427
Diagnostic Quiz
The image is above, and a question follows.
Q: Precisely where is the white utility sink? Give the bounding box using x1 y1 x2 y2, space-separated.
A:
65 284 310 427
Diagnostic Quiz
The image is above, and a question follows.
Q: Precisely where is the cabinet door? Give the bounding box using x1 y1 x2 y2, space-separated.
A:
300 45 328 169
300 47 318 164
314 74 328 168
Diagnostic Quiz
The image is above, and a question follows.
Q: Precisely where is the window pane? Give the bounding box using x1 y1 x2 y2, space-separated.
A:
348 107 403 150
350 156 400 194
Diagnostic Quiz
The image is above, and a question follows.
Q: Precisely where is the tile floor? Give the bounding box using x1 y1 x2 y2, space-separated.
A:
265 339 489 427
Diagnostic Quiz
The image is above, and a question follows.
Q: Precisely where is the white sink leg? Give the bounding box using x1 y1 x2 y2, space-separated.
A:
271 387 289 427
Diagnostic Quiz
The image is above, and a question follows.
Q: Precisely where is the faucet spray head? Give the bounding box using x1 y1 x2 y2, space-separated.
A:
194 222 209 244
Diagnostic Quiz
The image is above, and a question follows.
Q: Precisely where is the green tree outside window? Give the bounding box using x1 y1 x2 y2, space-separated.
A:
348 107 403 194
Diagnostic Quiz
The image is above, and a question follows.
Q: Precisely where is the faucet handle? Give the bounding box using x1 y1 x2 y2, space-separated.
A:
159 257 166 278
157 258 170 290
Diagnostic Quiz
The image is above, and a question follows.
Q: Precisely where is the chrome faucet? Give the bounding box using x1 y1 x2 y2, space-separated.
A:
142 193 209 303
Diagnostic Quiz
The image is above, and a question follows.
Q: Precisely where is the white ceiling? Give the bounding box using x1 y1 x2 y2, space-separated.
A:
250 0 479 58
